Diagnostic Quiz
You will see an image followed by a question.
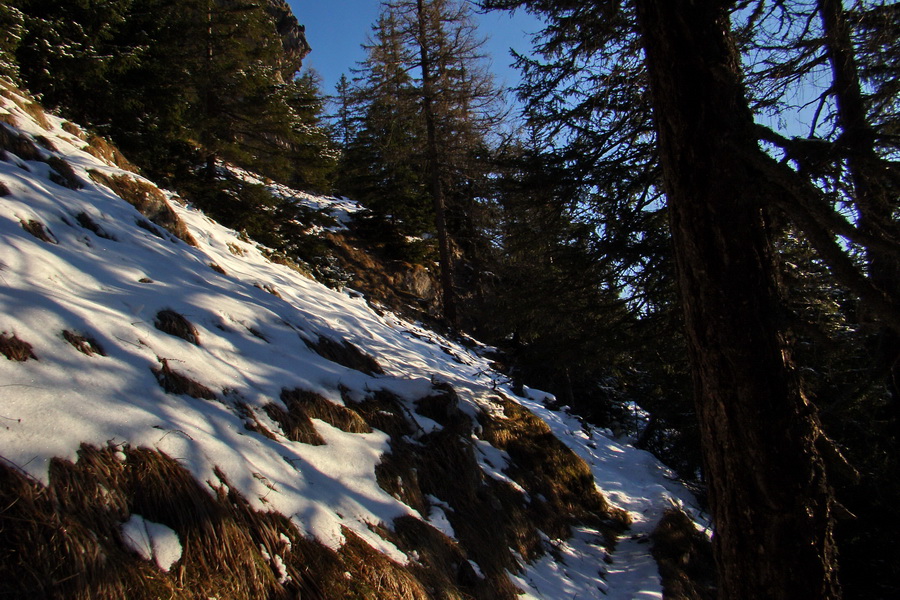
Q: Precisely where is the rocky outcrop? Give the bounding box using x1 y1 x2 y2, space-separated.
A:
266 0 311 77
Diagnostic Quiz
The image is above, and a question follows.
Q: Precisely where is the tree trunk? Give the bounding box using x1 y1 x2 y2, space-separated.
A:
416 0 457 326
633 1 840 598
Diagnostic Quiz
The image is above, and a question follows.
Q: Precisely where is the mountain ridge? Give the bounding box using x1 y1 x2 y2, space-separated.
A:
0 79 709 599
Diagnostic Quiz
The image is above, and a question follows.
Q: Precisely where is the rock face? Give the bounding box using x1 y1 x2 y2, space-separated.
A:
266 0 311 76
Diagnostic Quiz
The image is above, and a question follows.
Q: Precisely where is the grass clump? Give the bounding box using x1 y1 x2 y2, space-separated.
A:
152 358 216 400
0 331 36 361
62 330 106 357
20 218 56 243
305 334 385 376
88 170 197 246
75 211 116 240
154 309 200 346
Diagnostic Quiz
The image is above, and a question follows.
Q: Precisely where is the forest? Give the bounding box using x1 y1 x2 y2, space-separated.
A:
1 0 898 598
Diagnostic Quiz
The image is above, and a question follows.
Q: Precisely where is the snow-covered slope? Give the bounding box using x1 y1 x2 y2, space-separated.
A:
0 81 706 599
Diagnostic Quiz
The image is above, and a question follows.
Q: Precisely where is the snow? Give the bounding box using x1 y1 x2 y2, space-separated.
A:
120 514 183 572
0 85 708 598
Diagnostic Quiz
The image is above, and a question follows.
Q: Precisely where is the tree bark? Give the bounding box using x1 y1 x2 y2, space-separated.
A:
633 1 840 598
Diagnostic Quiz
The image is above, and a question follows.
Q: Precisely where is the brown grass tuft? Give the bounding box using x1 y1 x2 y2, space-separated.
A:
154 309 200 346
152 358 216 400
478 396 630 542
209 262 227 275
0 444 353 599
83 134 139 172
343 388 413 439
88 170 197 246
256 282 282 298
339 528 431 600
61 121 87 139
227 242 246 256
305 334 385 376
75 211 116 240
0 180 10 196
0 124 43 161
650 509 717 600
34 135 57 152
264 400 326 446
63 330 106 357
45 155 83 189
283 387 372 434
0 331 37 361
20 218 57 243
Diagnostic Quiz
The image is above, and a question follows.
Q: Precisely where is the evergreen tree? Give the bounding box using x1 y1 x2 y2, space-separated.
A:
340 0 505 323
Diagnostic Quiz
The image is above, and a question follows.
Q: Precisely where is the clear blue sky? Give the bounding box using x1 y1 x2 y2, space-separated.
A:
286 1 542 97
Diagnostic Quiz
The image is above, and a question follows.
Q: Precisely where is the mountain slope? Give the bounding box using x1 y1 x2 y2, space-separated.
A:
0 80 707 599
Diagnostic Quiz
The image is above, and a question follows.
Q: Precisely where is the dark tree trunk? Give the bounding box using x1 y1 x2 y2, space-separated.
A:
634 1 840 598
416 0 457 326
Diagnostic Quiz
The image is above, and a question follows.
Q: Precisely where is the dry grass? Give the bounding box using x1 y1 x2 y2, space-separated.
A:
62 330 106 357
209 262 227 275
0 444 357 599
650 509 717 600
83 134 139 173
151 358 217 400
264 400 326 446
61 121 87 139
227 242 247 256
0 180 10 196
20 218 57 244
45 156 83 189
154 309 200 346
339 528 431 600
135 217 165 239
0 331 37 361
256 282 282 298
283 387 372 434
75 211 116 240
87 170 197 246
478 396 631 542
0 123 43 161
305 334 385 376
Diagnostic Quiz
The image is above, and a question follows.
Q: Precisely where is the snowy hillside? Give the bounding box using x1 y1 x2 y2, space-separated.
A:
0 81 707 599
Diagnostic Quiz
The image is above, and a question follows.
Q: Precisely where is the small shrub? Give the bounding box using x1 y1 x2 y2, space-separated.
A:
0 331 36 361
154 309 200 346
151 358 216 400
20 219 56 244
62 330 106 357
83 134 139 172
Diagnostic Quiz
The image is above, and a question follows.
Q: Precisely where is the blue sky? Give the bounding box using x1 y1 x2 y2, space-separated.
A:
286 1 542 97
